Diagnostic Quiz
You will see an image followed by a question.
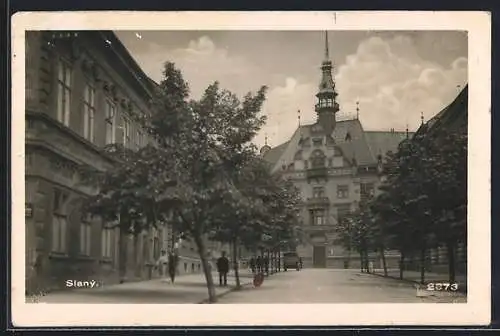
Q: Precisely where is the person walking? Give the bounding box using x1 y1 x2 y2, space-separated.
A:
264 254 270 276
249 256 256 274
168 250 179 284
216 251 230 287
256 255 263 274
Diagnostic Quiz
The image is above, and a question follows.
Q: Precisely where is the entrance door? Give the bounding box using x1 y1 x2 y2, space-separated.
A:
313 245 327 268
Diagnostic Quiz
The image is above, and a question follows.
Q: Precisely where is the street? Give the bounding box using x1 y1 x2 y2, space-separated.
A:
218 269 467 304
32 268 466 304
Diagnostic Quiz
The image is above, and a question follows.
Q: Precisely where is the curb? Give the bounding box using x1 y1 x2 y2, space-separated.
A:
197 272 281 304
197 281 254 304
367 271 467 294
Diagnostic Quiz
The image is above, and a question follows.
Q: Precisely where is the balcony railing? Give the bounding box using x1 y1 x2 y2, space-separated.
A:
306 167 328 180
306 197 330 208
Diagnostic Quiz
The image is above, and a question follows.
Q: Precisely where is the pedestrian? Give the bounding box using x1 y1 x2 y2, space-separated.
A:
155 250 169 282
249 256 256 274
216 251 230 287
168 251 179 284
256 255 263 273
299 257 303 270
264 255 269 276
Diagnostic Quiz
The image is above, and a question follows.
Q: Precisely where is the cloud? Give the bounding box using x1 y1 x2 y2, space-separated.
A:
139 36 262 100
124 33 467 149
336 35 468 132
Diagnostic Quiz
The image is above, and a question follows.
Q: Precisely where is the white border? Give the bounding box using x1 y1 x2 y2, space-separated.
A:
11 11 491 326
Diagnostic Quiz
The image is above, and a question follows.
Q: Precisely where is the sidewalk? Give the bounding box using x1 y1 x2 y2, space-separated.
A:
370 268 467 293
30 271 255 304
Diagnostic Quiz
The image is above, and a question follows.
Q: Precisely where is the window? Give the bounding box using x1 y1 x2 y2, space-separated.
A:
336 204 351 223
360 183 375 202
101 225 113 258
311 150 326 168
105 100 116 144
311 209 326 226
52 189 69 253
56 60 72 126
337 185 349 199
313 138 323 147
80 216 92 256
83 84 95 142
312 186 325 198
122 116 131 147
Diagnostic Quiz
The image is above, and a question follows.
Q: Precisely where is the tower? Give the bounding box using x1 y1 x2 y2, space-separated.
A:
315 31 340 136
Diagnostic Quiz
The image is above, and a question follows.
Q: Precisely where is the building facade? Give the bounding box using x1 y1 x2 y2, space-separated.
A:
261 33 410 269
24 31 206 294
412 85 468 276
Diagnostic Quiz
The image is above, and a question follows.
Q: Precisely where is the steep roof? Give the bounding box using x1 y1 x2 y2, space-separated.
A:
364 131 410 157
263 141 290 165
262 118 409 171
416 85 468 136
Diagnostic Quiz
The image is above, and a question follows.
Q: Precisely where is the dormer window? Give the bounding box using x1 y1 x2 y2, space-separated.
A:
345 132 352 142
313 138 323 147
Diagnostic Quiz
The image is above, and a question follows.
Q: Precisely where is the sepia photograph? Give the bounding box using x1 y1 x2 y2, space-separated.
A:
12 11 490 326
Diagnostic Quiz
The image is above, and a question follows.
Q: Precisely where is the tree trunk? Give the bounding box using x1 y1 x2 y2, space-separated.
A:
118 228 128 282
133 234 140 278
380 246 388 276
232 238 241 289
447 242 456 283
365 250 370 273
399 251 405 280
193 233 217 303
420 247 426 284
359 251 364 272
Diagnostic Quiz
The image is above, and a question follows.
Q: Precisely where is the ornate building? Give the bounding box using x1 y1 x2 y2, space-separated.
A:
261 32 410 268
24 31 206 294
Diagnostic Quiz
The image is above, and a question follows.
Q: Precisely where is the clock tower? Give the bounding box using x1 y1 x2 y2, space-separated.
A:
315 31 340 136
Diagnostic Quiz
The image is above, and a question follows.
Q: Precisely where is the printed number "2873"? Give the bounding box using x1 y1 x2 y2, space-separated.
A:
426 283 459 291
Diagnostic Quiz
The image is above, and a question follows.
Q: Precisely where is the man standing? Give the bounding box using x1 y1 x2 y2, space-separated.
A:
264 254 270 276
216 251 230 287
256 255 263 274
249 256 256 274
168 250 179 284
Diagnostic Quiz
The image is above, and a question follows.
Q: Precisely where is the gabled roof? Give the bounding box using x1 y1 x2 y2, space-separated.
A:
262 118 409 172
416 84 468 136
263 141 290 165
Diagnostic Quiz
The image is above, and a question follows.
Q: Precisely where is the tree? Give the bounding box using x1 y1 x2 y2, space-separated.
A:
82 61 269 302
79 143 177 281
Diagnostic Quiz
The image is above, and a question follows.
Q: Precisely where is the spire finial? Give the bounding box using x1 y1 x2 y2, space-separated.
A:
264 133 268 146
356 101 360 120
421 111 424 125
406 124 409 139
298 109 301 126
324 31 330 61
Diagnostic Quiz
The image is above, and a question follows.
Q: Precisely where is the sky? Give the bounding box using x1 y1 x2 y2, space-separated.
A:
115 30 468 148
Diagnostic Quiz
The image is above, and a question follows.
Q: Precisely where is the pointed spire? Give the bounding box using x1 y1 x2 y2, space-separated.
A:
356 101 360 120
421 111 424 125
324 31 330 61
298 109 301 126
264 133 268 146
406 124 409 139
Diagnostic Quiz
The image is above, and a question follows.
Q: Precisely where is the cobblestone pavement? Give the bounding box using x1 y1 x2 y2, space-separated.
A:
217 269 467 304
29 271 254 304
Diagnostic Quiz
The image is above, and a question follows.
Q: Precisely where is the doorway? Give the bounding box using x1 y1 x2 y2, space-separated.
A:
313 245 327 268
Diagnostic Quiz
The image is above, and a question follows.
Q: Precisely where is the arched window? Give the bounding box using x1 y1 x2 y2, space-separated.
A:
310 149 326 168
